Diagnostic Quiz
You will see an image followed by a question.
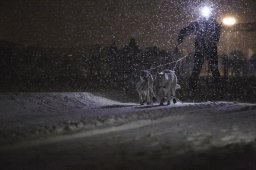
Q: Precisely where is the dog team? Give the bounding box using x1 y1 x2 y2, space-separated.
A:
136 69 181 106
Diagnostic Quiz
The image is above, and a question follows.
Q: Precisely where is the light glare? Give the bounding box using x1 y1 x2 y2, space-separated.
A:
200 6 212 19
223 17 236 26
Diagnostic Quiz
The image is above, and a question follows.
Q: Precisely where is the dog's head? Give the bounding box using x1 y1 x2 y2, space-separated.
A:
157 71 168 82
139 70 151 81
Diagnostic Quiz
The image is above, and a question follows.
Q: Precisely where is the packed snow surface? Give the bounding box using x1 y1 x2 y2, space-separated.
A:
1 92 256 170
0 92 134 144
0 92 256 148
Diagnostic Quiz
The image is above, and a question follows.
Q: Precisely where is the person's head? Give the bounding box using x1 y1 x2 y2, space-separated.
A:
199 6 216 21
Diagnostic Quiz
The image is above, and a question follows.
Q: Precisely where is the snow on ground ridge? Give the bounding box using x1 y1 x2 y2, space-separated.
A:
0 92 129 109
0 92 256 147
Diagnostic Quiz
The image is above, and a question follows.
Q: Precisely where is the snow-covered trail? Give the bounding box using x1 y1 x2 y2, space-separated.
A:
0 92 255 147
1 92 256 169
0 92 135 145
0 92 196 146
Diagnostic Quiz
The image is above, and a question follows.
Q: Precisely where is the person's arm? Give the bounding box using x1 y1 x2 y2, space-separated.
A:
216 23 221 42
213 22 221 43
177 22 197 44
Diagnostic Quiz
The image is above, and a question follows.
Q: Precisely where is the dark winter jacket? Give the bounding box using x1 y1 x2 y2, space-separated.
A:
177 19 221 50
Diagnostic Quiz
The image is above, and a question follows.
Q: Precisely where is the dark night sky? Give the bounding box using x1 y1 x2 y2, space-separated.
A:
0 0 256 55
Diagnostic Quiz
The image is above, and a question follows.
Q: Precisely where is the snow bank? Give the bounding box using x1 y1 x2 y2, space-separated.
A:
0 92 126 111
0 92 134 145
0 92 255 147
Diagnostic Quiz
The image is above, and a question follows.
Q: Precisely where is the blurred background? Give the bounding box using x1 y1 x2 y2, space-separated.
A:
0 0 256 101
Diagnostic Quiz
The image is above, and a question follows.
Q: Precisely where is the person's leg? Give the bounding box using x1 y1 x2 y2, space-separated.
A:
189 52 204 91
208 46 224 99
208 46 221 86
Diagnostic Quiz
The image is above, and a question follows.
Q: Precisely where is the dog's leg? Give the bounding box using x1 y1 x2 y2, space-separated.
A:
172 88 177 104
147 88 154 105
151 88 157 102
167 90 171 105
160 98 164 106
139 93 144 105
139 94 143 105
146 89 151 105
173 98 177 104
151 86 157 102
158 88 164 105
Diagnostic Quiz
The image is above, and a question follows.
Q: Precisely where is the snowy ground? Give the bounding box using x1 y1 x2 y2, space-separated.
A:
1 92 256 169
0 92 193 146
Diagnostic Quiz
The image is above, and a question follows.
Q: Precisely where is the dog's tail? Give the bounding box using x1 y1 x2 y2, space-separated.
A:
152 96 157 102
176 84 181 90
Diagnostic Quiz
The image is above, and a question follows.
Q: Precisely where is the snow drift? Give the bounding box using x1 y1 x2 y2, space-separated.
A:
0 92 256 148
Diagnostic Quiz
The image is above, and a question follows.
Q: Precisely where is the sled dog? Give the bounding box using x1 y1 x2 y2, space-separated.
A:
135 70 155 105
156 69 181 105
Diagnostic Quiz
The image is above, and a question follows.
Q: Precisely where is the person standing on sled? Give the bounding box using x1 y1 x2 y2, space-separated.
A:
177 6 221 96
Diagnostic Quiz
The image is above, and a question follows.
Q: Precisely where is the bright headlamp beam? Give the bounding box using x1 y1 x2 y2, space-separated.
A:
200 6 212 18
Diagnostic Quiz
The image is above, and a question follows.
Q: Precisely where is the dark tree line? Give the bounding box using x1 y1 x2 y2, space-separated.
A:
221 50 255 78
82 38 184 91
1 39 256 102
0 39 181 91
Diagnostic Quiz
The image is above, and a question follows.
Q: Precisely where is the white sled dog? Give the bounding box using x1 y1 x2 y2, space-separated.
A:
156 69 181 105
135 70 156 105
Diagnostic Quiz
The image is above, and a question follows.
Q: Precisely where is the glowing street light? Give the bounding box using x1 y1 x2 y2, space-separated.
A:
222 17 237 58
223 17 236 26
